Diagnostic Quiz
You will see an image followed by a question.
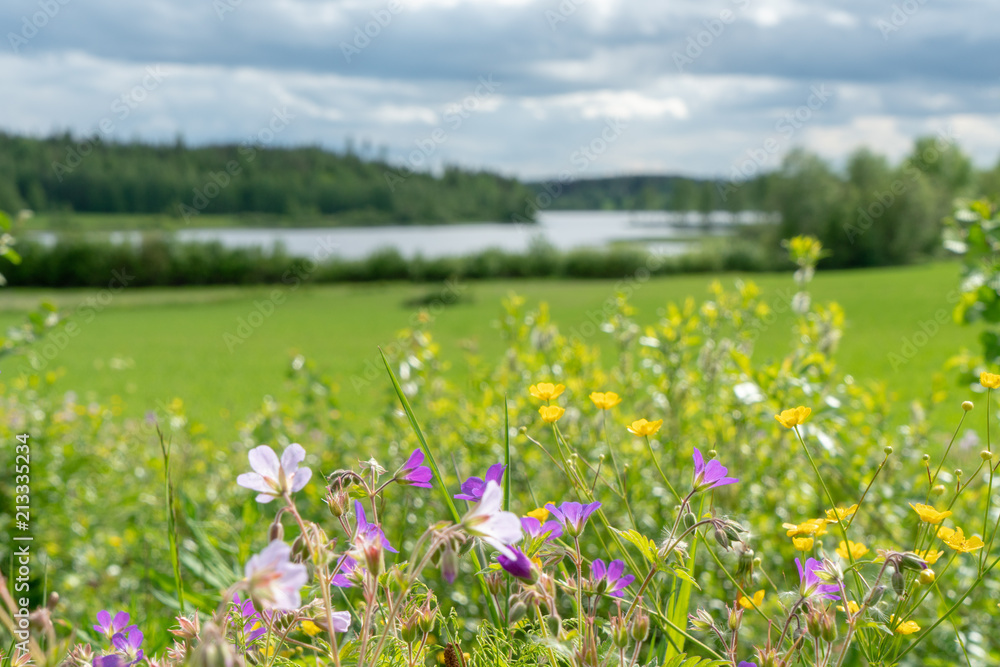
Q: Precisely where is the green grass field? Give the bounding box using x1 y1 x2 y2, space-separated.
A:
0 261 975 437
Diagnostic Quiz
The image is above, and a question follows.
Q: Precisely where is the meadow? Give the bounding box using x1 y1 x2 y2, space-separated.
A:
0 261 969 438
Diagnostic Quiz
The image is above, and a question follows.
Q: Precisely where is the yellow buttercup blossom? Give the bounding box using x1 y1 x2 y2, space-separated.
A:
539 405 565 423
980 371 1000 389
914 549 944 565
775 406 811 429
300 620 322 637
738 590 765 609
940 527 984 553
589 391 622 410
526 506 551 522
890 617 920 635
837 600 861 615
825 505 858 523
783 518 829 537
793 537 815 551
836 540 869 560
909 503 952 524
627 418 663 437
530 382 565 401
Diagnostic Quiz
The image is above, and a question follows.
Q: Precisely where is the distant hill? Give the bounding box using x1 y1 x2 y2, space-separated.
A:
528 174 777 212
0 133 535 225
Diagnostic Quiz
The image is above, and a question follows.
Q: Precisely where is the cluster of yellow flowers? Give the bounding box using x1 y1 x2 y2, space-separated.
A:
528 383 664 438
782 505 858 552
911 504 984 553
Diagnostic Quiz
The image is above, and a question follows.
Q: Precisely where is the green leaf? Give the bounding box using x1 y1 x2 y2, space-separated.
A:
615 528 661 567
668 565 701 591
661 653 728 667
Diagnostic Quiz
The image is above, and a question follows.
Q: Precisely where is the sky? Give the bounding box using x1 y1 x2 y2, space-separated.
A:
2 0 998 181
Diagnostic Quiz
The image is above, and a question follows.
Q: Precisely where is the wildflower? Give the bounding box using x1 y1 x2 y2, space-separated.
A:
738 663 757 667
539 405 565 423
774 406 811 429
890 616 920 635
590 559 635 597
300 621 322 637
461 480 523 559
94 656 125 667
627 418 663 436
545 500 602 538
111 627 144 666
691 447 739 491
330 555 359 588
394 449 434 488
913 549 943 565
355 501 399 553
526 505 551 522
836 541 869 560
521 516 562 542
909 503 952 524
825 505 858 523
796 557 839 600
737 590 765 609
93 611 131 639
454 463 506 502
231 594 266 642
980 371 1000 389
237 443 312 503
497 547 536 583
783 518 828 537
530 382 565 401
589 391 621 410
302 613 350 635
244 540 309 610
939 526 984 553
793 537 814 551
837 600 861 615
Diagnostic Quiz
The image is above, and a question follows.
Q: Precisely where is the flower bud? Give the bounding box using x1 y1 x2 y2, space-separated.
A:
820 610 837 643
46 592 59 611
962 400 974 412
736 548 755 578
867 585 886 605
892 570 906 598
899 553 928 572
630 609 650 642
440 544 459 584
689 609 714 632
400 618 420 644
268 519 284 543
190 623 243 667
610 616 629 648
918 569 936 585
486 571 504 596
922 454 930 462
327 489 349 517
508 601 528 625
981 450 993 462
806 611 822 638
728 607 742 631
931 484 946 496
683 512 697 529
883 445 893 455
714 527 731 550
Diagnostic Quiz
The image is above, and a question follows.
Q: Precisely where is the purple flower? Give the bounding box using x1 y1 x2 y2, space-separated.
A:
691 447 738 492
394 449 434 488
545 501 602 537
93 611 131 639
738 663 757 667
244 540 309 611
355 501 398 553
497 547 536 583
590 559 635 598
236 444 312 503
111 626 144 666
796 558 840 600
93 656 125 667
455 463 506 502
330 555 359 588
521 516 563 542
232 594 266 642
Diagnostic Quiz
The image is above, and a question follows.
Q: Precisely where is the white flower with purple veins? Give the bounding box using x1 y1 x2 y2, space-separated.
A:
237 443 312 503
244 540 309 610
461 480 523 558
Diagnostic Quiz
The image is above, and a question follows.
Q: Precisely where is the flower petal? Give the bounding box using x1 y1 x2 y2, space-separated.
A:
290 467 312 493
248 446 281 478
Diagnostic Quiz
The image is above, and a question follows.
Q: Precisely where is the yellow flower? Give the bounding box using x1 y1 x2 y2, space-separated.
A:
775 406 811 429
890 617 920 635
589 391 622 410
530 382 565 401
913 549 944 565
936 526 955 541
836 540 869 560
825 505 858 523
783 518 829 537
526 506 551 522
539 405 565 423
940 527 985 553
300 620 322 637
793 537 815 551
627 418 663 437
738 590 765 609
909 503 952 525
837 600 861 615
980 371 1000 389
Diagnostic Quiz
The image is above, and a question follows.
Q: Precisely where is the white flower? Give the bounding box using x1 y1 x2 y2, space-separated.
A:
461 481 522 558
237 444 312 503
329 611 352 633
244 540 308 610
